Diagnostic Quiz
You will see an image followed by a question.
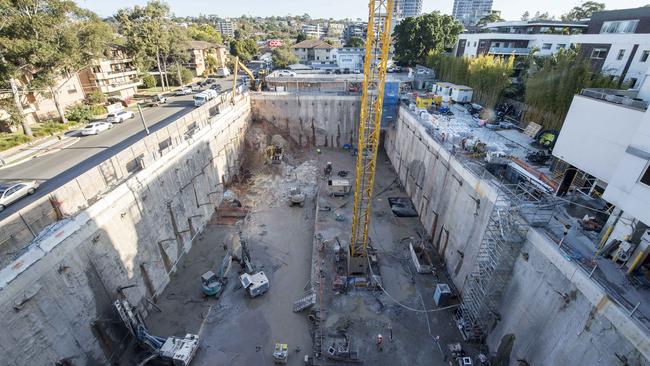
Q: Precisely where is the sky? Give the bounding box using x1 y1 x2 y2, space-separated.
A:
76 0 648 20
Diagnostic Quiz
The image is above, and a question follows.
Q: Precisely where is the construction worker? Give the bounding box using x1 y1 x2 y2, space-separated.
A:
316 148 321 155
376 334 383 351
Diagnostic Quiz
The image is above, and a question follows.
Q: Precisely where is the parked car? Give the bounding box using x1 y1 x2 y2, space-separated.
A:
144 94 167 107
0 181 40 212
275 70 296 77
106 110 135 123
81 121 113 135
353 69 361 74
205 78 216 84
175 87 193 96
210 84 222 91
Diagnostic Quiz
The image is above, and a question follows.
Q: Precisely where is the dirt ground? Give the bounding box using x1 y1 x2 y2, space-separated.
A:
311 148 478 365
120 122 478 366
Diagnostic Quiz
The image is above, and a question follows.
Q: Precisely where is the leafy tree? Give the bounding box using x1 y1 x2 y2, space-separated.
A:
167 64 193 86
142 73 157 88
272 46 299 68
393 12 463 66
115 1 180 91
532 11 552 20
205 54 218 75
427 53 513 108
230 39 258 63
524 47 619 129
345 37 365 48
86 91 106 105
296 31 308 43
521 11 530 21
0 0 112 129
187 23 223 44
476 12 504 26
65 104 94 123
561 1 605 21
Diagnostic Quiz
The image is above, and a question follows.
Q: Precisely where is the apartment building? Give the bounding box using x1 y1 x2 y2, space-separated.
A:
216 20 235 38
454 7 650 88
452 0 494 27
343 23 366 42
394 0 423 18
78 45 141 100
183 41 228 77
19 72 86 121
302 24 325 39
291 39 336 68
337 48 365 71
552 72 650 271
327 23 345 37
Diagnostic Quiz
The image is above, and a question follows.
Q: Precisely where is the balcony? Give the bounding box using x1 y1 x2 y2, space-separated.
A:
93 68 138 80
98 79 143 93
580 88 649 111
488 47 532 56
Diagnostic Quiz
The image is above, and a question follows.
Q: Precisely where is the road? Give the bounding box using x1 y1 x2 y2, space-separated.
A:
0 77 236 220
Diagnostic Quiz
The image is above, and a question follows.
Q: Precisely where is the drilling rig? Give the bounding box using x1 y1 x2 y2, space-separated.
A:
348 0 394 275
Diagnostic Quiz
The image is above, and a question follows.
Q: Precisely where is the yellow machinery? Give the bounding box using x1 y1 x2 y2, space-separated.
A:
231 56 261 102
348 0 394 275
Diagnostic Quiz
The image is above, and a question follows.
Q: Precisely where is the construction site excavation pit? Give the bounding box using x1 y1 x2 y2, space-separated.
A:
117 122 476 366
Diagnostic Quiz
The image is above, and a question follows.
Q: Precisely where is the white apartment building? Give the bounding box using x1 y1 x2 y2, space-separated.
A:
337 48 364 71
291 39 336 68
302 24 325 39
216 20 235 38
553 72 650 246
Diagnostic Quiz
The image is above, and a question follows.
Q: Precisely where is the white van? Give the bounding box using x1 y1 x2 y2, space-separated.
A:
193 89 218 107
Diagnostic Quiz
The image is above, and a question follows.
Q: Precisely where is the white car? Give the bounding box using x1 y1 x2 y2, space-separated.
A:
175 87 193 96
81 121 112 135
275 70 296 77
0 181 39 212
106 110 135 123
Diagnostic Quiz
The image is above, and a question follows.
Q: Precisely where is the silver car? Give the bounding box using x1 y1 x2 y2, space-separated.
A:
81 121 112 135
106 110 135 123
0 181 39 211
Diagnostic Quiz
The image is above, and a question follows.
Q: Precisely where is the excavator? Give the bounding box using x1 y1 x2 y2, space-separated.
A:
231 56 261 103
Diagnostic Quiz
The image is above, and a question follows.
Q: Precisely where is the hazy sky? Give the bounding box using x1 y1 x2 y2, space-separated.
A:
76 0 648 20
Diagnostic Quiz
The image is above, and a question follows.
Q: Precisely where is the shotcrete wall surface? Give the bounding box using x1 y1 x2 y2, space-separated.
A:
0 96 251 365
386 107 650 365
250 92 361 147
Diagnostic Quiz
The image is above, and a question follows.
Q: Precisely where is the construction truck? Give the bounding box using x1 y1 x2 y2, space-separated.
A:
200 251 232 297
288 186 306 207
235 235 270 298
266 144 283 164
114 298 199 365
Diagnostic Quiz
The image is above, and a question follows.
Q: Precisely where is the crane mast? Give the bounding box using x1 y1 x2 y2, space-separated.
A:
348 0 394 275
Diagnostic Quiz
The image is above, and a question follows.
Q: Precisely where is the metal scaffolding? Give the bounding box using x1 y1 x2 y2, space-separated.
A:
457 182 556 342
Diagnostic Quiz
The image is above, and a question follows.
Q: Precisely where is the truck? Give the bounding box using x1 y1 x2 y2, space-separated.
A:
239 271 270 298
193 89 218 107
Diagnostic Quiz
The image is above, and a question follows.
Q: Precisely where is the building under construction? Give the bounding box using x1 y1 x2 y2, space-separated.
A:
1 1 650 365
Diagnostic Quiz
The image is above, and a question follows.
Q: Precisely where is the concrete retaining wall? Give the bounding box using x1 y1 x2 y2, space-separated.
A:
386 106 650 364
0 96 251 365
250 92 361 147
384 108 498 289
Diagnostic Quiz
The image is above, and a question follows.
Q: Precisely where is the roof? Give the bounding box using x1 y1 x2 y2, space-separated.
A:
184 40 220 50
291 39 334 49
485 20 588 28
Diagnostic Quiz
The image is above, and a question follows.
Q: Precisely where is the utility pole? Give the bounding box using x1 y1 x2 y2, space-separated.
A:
137 105 150 135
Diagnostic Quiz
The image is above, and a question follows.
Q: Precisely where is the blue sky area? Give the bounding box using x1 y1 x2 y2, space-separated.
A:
76 0 648 20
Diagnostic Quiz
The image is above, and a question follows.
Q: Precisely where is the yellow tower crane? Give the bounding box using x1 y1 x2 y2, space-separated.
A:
348 0 394 275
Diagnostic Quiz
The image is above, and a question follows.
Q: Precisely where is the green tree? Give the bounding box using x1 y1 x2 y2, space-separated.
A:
393 12 463 66
0 0 112 128
168 64 193 86
272 46 299 68
115 1 182 92
476 12 504 26
205 54 218 75
296 31 308 43
524 47 618 129
187 23 223 44
521 11 530 21
230 39 258 63
561 1 605 21
142 73 157 88
345 37 365 48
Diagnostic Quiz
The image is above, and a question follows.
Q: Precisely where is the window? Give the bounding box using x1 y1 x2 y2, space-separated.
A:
629 78 638 87
542 43 552 50
641 51 649 62
493 42 501 48
556 44 566 50
617 49 626 60
600 20 639 34
473 41 477 47
641 165 650 186
590 48 608 60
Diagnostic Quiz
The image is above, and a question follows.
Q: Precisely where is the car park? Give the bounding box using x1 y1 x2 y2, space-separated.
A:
106 110 135 123
81 121 113 135
0 181 40 212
